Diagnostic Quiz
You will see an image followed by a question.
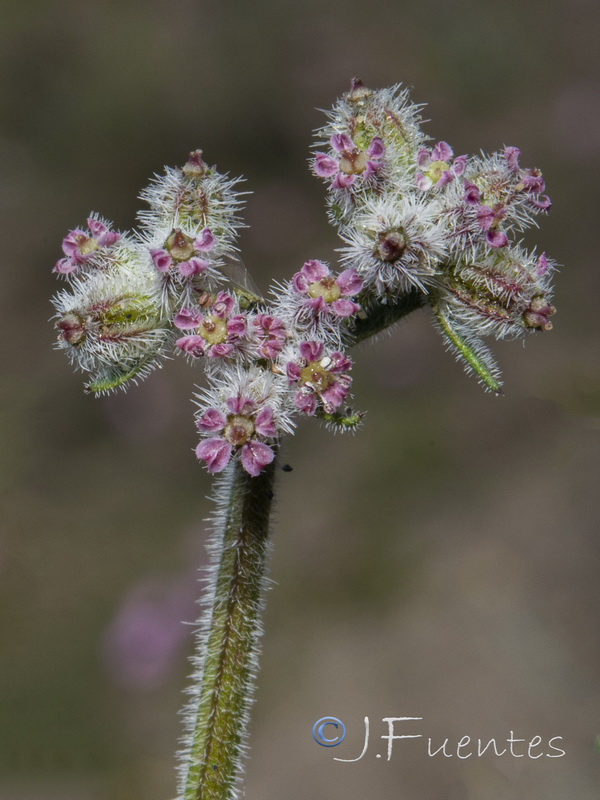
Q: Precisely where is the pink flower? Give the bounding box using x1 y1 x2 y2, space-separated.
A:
464 181 481 206
251 314 287 360
291 260 363 318
174 292 247 358
286 341 352 415
503 147 552 212
313 133 385 189
151 227 215 277
504 146 521 173
195 396 278 476
476 203 509 248
463 187 511 249
416 142 467 191
54 217 121 274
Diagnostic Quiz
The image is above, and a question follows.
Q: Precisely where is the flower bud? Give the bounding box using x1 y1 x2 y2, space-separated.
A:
137 153 245 253
52 247 169 393
435 246 555 341
313 81 427 228
430 246 556 392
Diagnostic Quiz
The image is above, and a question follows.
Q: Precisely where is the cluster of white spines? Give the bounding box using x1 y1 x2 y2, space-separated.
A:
51 79 557 472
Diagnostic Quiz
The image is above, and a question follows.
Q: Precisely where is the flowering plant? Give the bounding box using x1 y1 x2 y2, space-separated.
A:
51 79 556 800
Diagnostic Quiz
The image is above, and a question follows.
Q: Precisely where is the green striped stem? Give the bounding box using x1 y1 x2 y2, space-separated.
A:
178 456 277 800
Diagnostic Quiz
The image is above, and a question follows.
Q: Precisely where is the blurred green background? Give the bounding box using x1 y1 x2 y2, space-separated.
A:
1 0 599 798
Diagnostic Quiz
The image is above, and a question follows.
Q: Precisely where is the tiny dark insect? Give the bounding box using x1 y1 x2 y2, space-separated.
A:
282 464 293 472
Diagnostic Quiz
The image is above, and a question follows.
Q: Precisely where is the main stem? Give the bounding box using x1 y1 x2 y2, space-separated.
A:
178 290 424 800
178 456 277 800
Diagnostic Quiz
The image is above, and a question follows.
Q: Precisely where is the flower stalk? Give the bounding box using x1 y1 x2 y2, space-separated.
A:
178 455 277 800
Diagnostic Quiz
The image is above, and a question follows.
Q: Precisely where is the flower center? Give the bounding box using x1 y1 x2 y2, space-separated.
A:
426 160 449 184
76 234 99 256
308 276 341 303
224 415 255 446
199 315 228 345
339 150 370 175
166 228 195 262
376 230 407 263
300 361 334 392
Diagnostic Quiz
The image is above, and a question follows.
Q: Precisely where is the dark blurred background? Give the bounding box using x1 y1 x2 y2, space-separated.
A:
1 0 599 798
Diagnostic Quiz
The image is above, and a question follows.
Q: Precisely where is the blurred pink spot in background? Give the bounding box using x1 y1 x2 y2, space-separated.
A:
102 572 198 690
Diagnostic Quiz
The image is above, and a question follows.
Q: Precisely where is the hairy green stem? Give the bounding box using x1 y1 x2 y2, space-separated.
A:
179 456 277 800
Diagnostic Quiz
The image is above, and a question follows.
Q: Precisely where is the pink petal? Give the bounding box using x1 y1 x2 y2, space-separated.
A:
174 307 202 330
330 352 353 373
197 408 227 432
227 315 247 336
196 438 232 473
254 407 277 437
522 171 546 194
87 218 108 237
415 173 432 191
97 231 120 248
54 257 78 274
292 272 310 293
368 137 385 159
286 362 302 383
486 229 509 248
299 340 324 362
240 441 275 476
301 259 329 282
436 170 455 187
432 141 453 162
176 335 205 356
226 395 255 416
150 249 172 272
363 160 381 178
504 146 521 172
330 133 355 153
530 195 551 211
294 389 318 415
336 269 363 296
476 206 495 230
331 172 355 189
306 296 327 313
194 229 216 252
61 230 86 258
416 148 431 168
321 380 349 412
331 298 360 317
536 252 550 277
314 153 339 178
452 155 467 176
254 314 286 339
464 181 481 205
178 257 208 277
259 339 284 359
213 292 236 316
208 343 234 358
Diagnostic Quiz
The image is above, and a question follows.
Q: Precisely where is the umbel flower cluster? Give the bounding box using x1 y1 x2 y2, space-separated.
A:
52 79 557 477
